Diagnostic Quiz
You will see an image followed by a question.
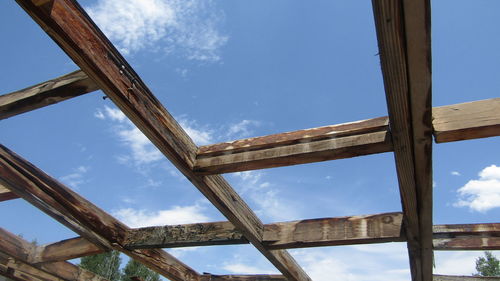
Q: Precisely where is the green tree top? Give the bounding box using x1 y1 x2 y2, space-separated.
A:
79 251 122 281
475 251 500 276
122 259 160 281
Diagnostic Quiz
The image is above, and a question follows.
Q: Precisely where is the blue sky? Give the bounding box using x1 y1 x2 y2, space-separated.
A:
1 0 500 280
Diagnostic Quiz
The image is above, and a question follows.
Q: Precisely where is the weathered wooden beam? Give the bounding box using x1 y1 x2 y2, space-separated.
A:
372 1 433 281
124 212 404 249
433 237 500 251
32 237 103 263
195 118 392 174
0 70 98 120
0 145 200 281
200 274 286 281
433 98 500 143
433 223 500 251
0 184 19 202
433 223 500 237
433 275 500 281
0 228 107 281
14 1 310 279
263 212 404 249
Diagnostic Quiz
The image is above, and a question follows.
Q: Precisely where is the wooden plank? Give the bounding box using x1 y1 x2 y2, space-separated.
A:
200 274 286 281
433 275 500 281
263 212 404 249
195 124 392 174
0 70 98 120
199 117 389 156
372 1 433 281
0 228 108 281
433 98 500 143
124 212 404 249
14 1 310 279
125 221 247 249
0 145 200 281
433 223 500 237
32 237 103 263
0 184 19 202
433 237 500 251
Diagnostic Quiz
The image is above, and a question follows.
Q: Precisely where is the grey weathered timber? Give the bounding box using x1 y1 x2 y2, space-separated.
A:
433 237 500 251
0 145 200 281
13 1 310 280
0 227 107 281
433 276 500 281
433 98 500 143
195 119 392 174
124 212 404 249
32 237 103 263
125 221 247 249
372 1 433 281
200 274 287 281
0 183 19 202
0 70 98 120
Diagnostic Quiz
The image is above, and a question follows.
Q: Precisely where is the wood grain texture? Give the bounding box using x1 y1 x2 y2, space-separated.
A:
0 144 200 281
32 237 103 263
433 275 500 281
195 129 392 174
263 212 404 249
0 228 108 281
125 221 247 249
200 274 287 281
0 70 98 120
433 237 500 251
433 223 500 251
372 0 433 280
433 98 500 143
124 212 404 250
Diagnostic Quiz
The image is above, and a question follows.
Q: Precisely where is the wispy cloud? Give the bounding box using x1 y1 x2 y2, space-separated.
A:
232 171 301 221
59 166 90 189
86 0 228 61
451 171 461 176
454 164 500 212
178 118 213 145
222 263 277 275
225 120 261 140
434 251 481 275
114 203 210 228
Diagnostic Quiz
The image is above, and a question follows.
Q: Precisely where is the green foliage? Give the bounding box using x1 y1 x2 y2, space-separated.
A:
475 251 500 276
79 250 122 281
122 259 160 281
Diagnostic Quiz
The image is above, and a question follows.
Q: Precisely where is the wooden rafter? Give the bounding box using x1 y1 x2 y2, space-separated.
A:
372 1 433 281
31 237 102 264
0 183 19 202
13 1 310 280
0 227 107 281
0 70 98 120
0 145 200 281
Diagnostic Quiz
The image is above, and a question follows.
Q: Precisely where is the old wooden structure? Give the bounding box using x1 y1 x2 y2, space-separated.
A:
1 0 499 280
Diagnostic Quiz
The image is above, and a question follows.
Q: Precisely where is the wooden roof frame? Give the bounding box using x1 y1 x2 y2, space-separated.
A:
1 0 499 280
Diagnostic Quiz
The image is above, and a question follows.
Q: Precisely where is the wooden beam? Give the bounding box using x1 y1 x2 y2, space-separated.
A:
433 223 500 251
433 98 500 143
0 227 107 281
14 1 310 279
0 183 19 202
372 1 433 281
433 275 500 281
124 212 404 249
0 145 200 281
200 274 287 281
195 117 392 174
32 237 103 263
262 212 404 249
0 70 98 120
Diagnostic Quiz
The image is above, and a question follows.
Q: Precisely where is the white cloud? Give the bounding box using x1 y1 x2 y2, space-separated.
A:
291 244 410 281
454 165 500 212
451 171 461 176
222 263 277 275
226 120 260 139
178 118 213 145
434 251 482 275
86 0 228 61
114 204 210 228
59 166 90 189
